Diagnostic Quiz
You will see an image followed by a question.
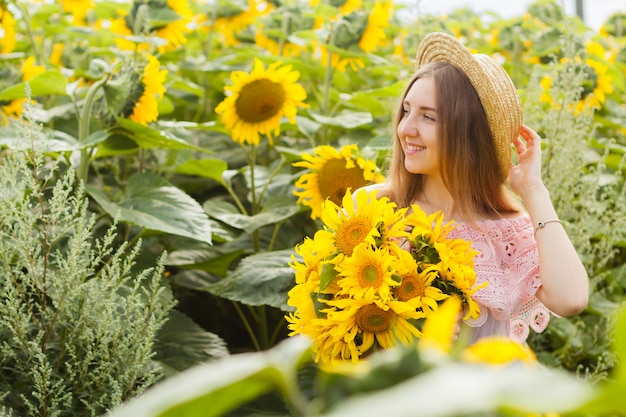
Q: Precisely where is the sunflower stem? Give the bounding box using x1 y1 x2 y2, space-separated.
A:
77 74 110 184
204 0 218 60
279 11 292 57
232 301 261 351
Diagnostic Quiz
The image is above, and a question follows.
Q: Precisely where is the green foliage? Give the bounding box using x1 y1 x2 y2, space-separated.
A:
0 112 175 416
523 31 626 378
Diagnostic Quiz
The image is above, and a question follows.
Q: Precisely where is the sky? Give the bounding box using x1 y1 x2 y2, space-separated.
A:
408 0 625 31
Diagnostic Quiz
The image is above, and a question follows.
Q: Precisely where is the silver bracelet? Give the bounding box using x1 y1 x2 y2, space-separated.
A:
534 219 562 236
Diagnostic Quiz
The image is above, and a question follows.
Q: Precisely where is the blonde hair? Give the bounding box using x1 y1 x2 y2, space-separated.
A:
382 61 521 221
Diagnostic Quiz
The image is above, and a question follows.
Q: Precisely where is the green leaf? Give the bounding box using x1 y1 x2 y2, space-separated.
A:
319 263 338 291
154 310 229 374
109 336 312 417
205 249 296 310
321 361 590 417
110 118 211 152
175 159 228 184
87 173 212 245
203 199 301 234
0 71 68 100
168 248 245 278
308 110 373 129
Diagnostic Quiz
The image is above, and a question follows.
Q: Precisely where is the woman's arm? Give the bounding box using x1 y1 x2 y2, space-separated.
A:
508 125 589 317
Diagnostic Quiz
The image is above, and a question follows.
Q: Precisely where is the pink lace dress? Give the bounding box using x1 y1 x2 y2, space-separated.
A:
447 214 551 344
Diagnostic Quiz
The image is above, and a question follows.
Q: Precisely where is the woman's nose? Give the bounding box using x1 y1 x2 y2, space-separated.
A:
398 118 418 138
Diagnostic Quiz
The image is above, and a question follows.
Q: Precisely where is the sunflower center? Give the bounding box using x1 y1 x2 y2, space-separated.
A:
359 264 381 287
356 304 392 333
318 159 370 205
335 217 370 256
235 79 286 123
397 276 426 301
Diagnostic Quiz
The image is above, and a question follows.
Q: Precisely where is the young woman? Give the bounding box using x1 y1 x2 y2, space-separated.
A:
364 32 589 344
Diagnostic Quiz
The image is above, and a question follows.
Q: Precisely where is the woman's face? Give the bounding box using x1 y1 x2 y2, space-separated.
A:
397 76 440 177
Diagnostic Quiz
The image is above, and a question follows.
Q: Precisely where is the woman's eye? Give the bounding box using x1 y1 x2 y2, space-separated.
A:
424 113 435 121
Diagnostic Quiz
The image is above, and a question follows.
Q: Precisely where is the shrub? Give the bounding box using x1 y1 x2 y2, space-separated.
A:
0 110 175 416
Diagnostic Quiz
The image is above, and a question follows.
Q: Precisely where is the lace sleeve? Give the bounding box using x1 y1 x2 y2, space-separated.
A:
507 220 551 343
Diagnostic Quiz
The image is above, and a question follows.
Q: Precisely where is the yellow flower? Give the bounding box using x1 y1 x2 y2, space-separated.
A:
0 6 16 53
129 55 168 125
203 0 264 47
59 0 93 25
110 0 193 52
50 44 65 67
154 0 194 52
313 189 394 262
539 76 553 104
22 56 46 82
319 297 424 363
1 57 46 124
335 244 398 302
405 205 483 320
574 58 613 114
461 337 537 366
420 294 461 354
293 144 385 219
215 58 308 146
358 1 390 54
394 250 447 314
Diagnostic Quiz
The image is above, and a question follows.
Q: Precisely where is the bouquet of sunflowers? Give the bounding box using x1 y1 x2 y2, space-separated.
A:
286 188 485 364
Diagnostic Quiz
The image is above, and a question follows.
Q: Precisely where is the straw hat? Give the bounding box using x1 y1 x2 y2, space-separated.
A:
415 32 523 179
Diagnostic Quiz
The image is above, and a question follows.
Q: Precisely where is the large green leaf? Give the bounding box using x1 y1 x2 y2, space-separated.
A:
0 71 68 100
320 361 590 417
175 159 228 184
108 118 212 152
205 249 296 310
87 173 212 245
154 310 229 374
109 336 312 417
203 198 301 234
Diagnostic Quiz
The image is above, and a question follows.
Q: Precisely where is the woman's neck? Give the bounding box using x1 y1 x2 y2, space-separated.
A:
416 178 458 218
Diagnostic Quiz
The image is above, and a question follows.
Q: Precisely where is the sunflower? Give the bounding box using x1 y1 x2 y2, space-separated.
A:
122 55 167 125
335 244 398 302
405 205 483 320
321 297 424 362
293 144 385 220
461 337 537 366
215 58 308 146
153 0 194 51
59 0 93 25
0 5 16 53
357 0 391 54
313 189 398 262
394 250 448 314
573 58 613 113
110 0 193 52
49 43 65 67
1 57 46 124
205 0 264 47
318 0 390 72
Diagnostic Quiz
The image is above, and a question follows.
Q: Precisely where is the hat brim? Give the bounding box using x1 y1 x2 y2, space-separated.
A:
415 32 523 179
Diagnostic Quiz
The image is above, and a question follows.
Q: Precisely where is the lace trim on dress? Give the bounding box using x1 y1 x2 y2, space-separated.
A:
447 214 550 343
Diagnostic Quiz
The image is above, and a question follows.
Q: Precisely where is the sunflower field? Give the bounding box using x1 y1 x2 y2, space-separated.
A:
1 0 626 415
